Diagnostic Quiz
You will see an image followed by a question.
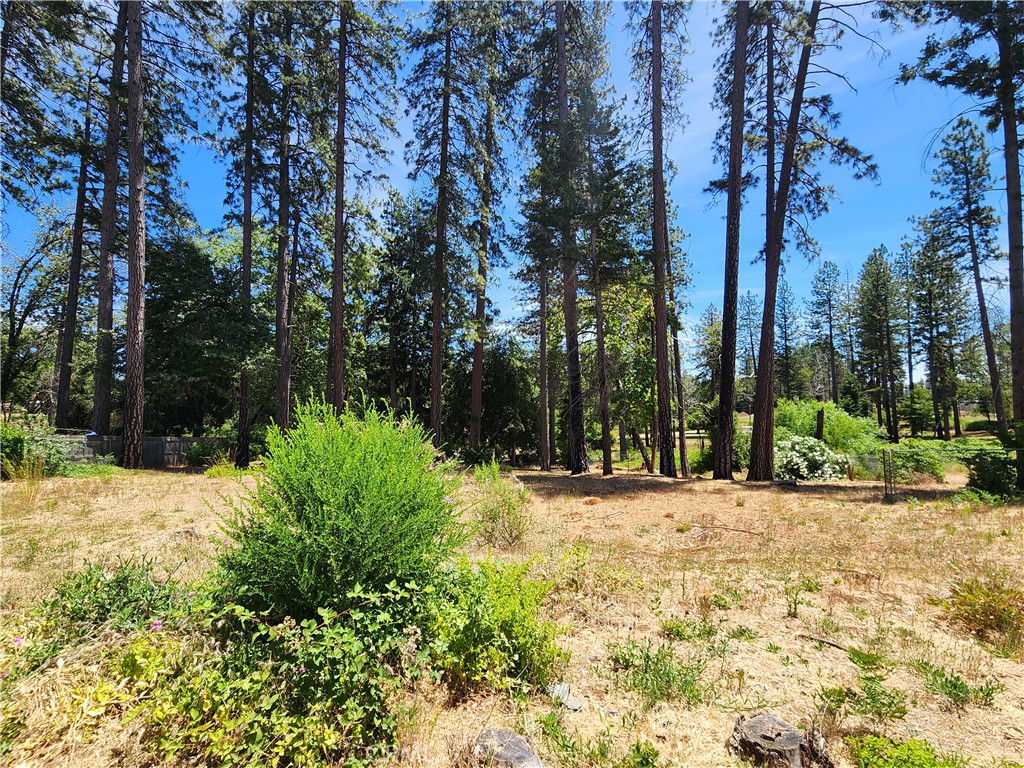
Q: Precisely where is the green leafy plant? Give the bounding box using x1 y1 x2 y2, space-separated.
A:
912 660 1002 710
127 586 422 768
608 638 707 708
426 558 565 694
930 571 1023 658
181 439 223 468
846 736 968 768
774 435 847 481
472 459 531 549
218 399 464 620
816 649 908 733
888 449 945 483
0 423 26 480
959 449 1016 497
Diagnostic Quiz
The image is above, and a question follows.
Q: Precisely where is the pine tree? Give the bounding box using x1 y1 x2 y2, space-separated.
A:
808 260 841 403
929 118 1009 436
902 1 1023 484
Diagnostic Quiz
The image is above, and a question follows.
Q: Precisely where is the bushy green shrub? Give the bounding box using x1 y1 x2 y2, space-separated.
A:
960 449 1016 497
127 585 422 768
889 449 945 483
1 423 26 479
774 435 847 481
181 439 223 468
426 558 566 694
218 399 464 620
774 399 884 454
473 460 531 549
1 423 70 479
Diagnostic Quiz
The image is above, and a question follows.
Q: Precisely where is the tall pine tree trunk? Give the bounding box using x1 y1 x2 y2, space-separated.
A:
539 252 551 470
328 2 348 412
714 0 749 479
430 15 453 449
556 0 587 474
471 94 494 450
92 2 127 435
592 215 612 475
235 6 255 468
995 15 1024 486
651 0 675 478
55 78 94 429
120 0 145 470
668 255 690 478
748 1 820 481
274 10 293 430
965 179 1008 435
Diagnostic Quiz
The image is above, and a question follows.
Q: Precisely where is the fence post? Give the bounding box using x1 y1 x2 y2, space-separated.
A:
882 449 895 504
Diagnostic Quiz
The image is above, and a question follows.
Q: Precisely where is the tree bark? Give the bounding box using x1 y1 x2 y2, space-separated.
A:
592 216 612 475
92 2 127 435
471 91 494 450
539 251 551 470
668 255 690 478
235 6 255 468
273 9 293 430
714 0 749 480
651 0 676 478
327 1 348 412
748 0 820 481
556 0 587 475
994 15 1024 487
120 0 145 470
430 12 453 449
55 77 94 429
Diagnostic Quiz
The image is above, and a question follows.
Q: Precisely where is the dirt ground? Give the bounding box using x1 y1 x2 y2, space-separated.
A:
1 467 1022 767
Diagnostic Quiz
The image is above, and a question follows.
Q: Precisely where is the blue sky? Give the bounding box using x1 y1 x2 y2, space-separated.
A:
6 1 1010 337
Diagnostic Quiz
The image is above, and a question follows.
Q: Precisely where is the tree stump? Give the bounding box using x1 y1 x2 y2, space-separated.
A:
728 713 833 768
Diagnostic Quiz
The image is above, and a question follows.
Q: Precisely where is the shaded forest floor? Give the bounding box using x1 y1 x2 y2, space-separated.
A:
2 468 1022 767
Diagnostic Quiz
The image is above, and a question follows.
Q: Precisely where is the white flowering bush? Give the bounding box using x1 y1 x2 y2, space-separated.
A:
774 435 847 481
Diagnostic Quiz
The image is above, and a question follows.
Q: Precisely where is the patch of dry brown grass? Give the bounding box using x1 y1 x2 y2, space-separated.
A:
2 468 1022 767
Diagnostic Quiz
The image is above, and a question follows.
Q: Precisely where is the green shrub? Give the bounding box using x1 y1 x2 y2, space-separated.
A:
774 399 884 454
473 460 531 549
889 449 945 483
608 638 707 708
960 449 1016 497
1 423 26 479
931 571 1023 658
128 586 421 768
426 558 566 694
774 435 847 481
218 399 464 620
1 423 70 478
181 439 223 468
846 736 968 768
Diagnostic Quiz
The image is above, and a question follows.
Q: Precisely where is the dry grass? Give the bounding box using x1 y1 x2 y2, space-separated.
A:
2 468 1022 767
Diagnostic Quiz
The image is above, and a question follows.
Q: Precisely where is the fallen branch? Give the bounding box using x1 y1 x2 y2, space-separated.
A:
695 524 765 537
797 633 849 652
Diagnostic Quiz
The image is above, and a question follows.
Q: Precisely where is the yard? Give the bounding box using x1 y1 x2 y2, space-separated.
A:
1 467 1022 767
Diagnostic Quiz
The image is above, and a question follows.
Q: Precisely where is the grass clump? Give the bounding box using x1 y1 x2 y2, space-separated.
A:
912 661 1002 710
608 638 707 708
472 459 531 549
846 736 968 768
931 571 1024 658
218 399 464 620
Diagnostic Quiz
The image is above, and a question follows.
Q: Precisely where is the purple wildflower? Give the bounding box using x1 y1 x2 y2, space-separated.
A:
150 620 163 632
12 636 23 647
